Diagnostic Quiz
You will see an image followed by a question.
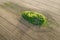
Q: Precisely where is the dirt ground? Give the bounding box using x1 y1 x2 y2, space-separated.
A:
0 0 60 40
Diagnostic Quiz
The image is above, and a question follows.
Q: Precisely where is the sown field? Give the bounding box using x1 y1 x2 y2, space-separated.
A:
0 0 60 40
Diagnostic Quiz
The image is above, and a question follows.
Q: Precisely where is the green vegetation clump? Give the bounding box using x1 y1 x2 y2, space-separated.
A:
22 11 47 26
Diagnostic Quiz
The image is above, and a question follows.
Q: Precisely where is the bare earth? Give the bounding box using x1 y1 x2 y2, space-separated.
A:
0 0 60 40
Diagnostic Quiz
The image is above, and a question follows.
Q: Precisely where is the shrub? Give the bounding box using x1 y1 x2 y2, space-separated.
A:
22 11 47 26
